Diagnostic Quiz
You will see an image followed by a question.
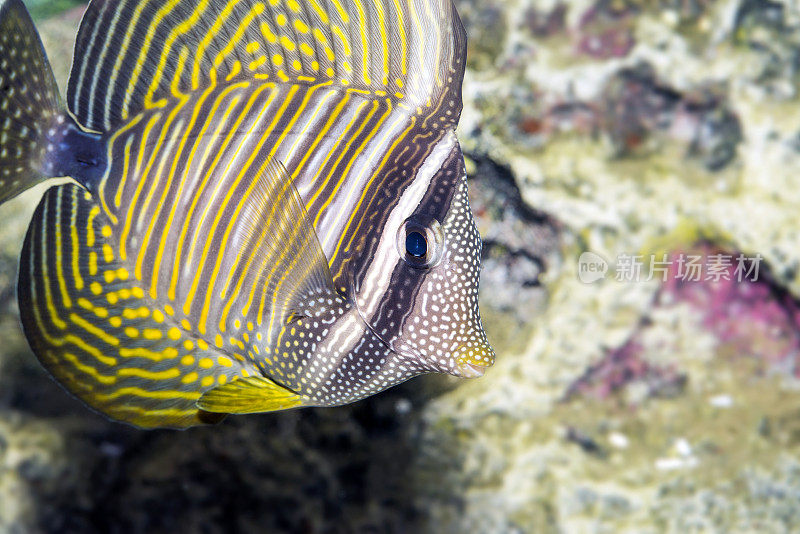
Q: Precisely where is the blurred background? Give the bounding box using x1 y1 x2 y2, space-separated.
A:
2 0 800 532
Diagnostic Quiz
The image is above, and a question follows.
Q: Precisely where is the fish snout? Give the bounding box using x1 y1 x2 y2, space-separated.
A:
453 340 495 379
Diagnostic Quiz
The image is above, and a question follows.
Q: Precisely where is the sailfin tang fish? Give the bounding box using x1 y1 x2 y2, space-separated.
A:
0 0 494 428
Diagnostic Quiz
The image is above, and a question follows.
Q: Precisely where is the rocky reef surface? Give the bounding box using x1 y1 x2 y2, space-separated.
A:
2 1 800 532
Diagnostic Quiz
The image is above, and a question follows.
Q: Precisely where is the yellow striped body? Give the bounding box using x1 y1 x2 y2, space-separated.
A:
6 0 496 429
20 185 250 427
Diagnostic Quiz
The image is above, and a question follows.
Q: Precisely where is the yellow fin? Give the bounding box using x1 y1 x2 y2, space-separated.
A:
197 376 305 414
68 0 466 131
18 184 252 429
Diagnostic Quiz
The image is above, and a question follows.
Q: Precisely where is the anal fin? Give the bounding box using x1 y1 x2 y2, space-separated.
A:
18 184 254 429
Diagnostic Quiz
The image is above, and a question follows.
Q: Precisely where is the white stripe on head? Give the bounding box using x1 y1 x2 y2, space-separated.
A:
355 130 457 321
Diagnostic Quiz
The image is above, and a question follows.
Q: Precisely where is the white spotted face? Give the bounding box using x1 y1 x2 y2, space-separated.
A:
392 173 495 378
353 132 495 380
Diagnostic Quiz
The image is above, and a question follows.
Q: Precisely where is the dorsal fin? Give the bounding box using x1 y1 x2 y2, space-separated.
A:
67 0 466 132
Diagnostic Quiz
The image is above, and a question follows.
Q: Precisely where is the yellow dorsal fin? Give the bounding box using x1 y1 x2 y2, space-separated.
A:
68 0 466 132
197 375 306 413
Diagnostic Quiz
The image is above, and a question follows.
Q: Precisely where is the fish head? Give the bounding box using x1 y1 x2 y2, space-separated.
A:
353 132 494 379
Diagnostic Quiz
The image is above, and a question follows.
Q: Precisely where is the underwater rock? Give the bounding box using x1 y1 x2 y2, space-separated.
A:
564 339 688 403
59 397 429 533
576 0 638 59
0 412 77 533
458 0 508 70
733 0 800 100
524 3 567 38
657 244 800 378
564 242 800 404
601 62 743 170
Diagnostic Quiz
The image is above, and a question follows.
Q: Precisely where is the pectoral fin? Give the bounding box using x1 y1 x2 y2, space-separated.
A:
218 158 343 338
197 376 306 414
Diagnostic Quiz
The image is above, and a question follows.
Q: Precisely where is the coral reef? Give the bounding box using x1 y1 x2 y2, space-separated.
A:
415 0 800 530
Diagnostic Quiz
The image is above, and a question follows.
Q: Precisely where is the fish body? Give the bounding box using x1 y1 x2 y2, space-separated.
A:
0 0 494 427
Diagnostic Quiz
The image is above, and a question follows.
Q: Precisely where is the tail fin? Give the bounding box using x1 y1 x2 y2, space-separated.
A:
0 0 63 204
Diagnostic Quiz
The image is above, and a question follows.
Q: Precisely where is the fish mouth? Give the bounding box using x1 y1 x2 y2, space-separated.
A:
454 342 495 378
456 361 489 378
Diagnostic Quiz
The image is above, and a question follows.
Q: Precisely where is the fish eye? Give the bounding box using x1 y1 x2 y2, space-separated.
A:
398 217 444 268
405 231 427 258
